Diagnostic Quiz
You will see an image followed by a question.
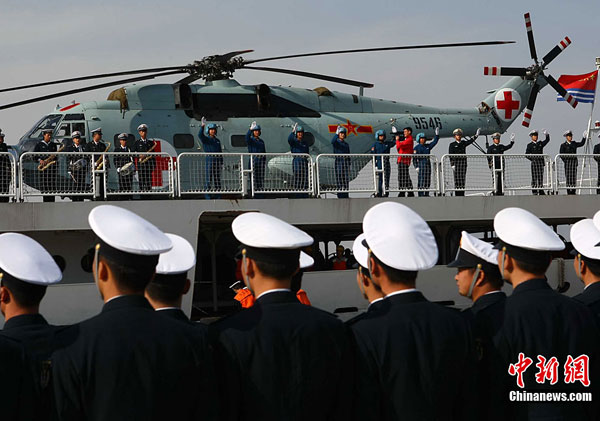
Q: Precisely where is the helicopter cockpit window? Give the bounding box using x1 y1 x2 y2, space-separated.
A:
56 122 86 142
26 114 63 139
230 135 247 147
173 134 194 149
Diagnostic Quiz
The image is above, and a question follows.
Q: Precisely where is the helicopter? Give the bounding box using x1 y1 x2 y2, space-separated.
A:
1 12 577 190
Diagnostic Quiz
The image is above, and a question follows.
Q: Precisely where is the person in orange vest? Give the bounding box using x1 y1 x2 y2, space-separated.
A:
292 252 314 306
231 281 256 309
330 244 348 270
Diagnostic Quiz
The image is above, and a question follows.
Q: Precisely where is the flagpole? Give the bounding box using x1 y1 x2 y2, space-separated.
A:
578 59 599 193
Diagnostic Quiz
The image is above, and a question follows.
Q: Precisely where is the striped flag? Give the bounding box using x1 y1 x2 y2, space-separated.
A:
556 70 598 104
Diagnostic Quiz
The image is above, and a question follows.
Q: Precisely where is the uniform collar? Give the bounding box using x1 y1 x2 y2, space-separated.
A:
512 278 551 295
471 291 506 314
255 288 291 300
255 289 297 305
101 294 153 313
577 282 600 305
3 313 48 330
384 289 425 305
385 288 419 299
367 297 384 311
156 308 189 322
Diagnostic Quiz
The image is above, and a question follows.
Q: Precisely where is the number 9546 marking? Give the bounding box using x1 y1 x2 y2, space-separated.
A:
412 117 442 130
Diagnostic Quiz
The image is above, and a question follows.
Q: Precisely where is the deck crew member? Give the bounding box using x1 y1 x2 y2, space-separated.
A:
571 214 600 322
332 125 350 198
0 334 32 420
133 123 156 193
395 127 414 197
448 128 479 196
525 129 550 195
493 207 600 420
291 251 314 306
145 233 200 324
288 123 310 197
486 132 514 195
351 202 475 420
593 133 600 194
559 130 587 195
86 127 108 200
345 233 384 326
370 129 393 197
199 118 223 199
65 131 88 201
413 128 440 197
0 131 11 202
246 121 266 195
113 133 134 198
210 212 354 420
34 128 58 203
52 205 217 421
0 233 63 420
448 231 506 419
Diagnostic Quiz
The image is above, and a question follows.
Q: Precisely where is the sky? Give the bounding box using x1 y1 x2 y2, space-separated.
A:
1 0 600 156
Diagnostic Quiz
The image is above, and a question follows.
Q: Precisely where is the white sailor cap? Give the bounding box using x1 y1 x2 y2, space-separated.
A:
300 251 314 269
448 231 500 276
571 219 600 261
118 133 128 140
363 202 438 271
232 212 313 265
89 205 172 267
91 127 102 134
563 130 573 137
591 210 600 232
155 234 195 275
529 130 538 137
41 128 53 134
494 207 564 263
0 233 62 285
492 132 501 139
71 131 81 138
453 128 463 136
137 124 148 131
352 233 369 269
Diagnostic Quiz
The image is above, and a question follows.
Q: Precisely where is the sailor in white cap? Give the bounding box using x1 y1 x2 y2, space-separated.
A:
0 233 62 419
571 218 600 320
493 207 599 419
486 132 514 195
210 212 353 420
525 129 550 195
65 130 88 201
52 205 217 421
33 128 59 202
559 129 587 195
87 127 109 199
447 231 505 418
114 133 134 197
448 127 480 196
351 202 474 420
145 233 198 323
0 130 10 202
133 123 157 192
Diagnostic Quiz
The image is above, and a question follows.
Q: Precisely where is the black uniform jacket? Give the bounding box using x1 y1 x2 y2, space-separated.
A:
494 279 600 420
113 145 133 169
133 138 157 167
559 138 586 162
0 335 34 420
51 295 217 421
448 137 476 166
210 290 354 421
594 143 600 162
462 292 507 420
345 298 384 327
155 308 209 330
1 314 65 420
350 290 476 421
573 282 600 324
525 135 551 156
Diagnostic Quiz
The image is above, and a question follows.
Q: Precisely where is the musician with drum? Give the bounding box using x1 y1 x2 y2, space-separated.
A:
65 131 88 201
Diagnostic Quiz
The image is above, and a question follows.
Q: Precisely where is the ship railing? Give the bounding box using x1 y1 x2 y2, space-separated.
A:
0 152 17 202
315 154 439 197
554 154 600 195
19 152 97 200
102 152 175 198
502 154 554 195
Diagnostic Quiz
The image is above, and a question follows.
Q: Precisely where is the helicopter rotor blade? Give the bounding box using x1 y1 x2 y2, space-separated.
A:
524 12 538 62
0 66 190 94
541 37 572 67
244 41 515 65
483 66 528 77
521 83 539 127
217 50 254 62
242 66 374 88
0 70 182 111
544 74 578 108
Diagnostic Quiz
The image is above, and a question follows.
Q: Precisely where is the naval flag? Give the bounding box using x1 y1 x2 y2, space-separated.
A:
556 70 598 104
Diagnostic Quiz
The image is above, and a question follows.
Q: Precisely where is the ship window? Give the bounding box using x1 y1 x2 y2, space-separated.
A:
231 135 247 147
63 113 85 121
174 134 194 149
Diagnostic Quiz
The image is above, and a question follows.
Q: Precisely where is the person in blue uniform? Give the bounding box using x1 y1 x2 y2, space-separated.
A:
493 207 600 420
34 128 59 202
525 129 550 195
332 125 350 198
593 133 600 194
448 231 506 419
571 216 600 323
0 233 64 421
246 121 266 195
559 130 587 195
199 118 223 199
486 132 514 196
133 123 156 193
288 123 310 197
210 212 354 420
413 128 440 197
113 133 134 199
448 128 479 196
370 129 393 197
0 131 11 202
51 205 217 421
351 202 475 420
66 131 89 201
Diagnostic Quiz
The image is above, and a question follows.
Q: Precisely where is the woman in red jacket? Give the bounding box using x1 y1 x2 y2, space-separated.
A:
395 127 415 197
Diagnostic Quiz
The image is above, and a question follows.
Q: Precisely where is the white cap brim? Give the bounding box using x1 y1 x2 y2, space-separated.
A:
156 234 196 275
0 233 62 285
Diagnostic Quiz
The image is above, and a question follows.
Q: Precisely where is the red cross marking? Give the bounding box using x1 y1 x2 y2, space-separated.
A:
497 91 520 120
